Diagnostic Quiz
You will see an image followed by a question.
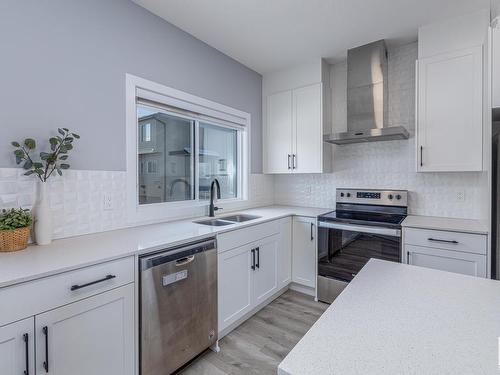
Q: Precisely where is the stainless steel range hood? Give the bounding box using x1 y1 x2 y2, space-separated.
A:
325 40 409 145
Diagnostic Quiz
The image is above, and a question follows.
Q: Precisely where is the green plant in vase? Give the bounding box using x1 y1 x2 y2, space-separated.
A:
10 128 80 245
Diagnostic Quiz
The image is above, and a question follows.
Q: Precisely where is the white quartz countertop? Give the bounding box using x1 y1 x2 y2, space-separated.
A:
0 205 330 289
402 215 488 234
279 259 500 375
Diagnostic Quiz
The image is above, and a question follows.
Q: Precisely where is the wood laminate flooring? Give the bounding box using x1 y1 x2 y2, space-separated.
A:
178 290 329 375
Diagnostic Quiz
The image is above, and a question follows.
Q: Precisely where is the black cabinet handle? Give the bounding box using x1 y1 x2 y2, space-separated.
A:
428 238 458 244
310 222 314 241
251 249 256 270
42 326 48 373
420 146 423 167
292 154 297 169
23 333 29 375
255 247 260 269
287 154 291 169
70 274 116 291
407 251 410 264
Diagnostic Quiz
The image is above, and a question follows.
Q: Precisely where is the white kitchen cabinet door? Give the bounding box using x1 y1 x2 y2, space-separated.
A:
35 284 134 375
406 244 486 277
253 234 279 305
493 27 500 108
265 90 293 173
417 45 483 171
293 83 323 173
277 217 292 288
0 317 34 375
218 244 254 332
292 216 317 288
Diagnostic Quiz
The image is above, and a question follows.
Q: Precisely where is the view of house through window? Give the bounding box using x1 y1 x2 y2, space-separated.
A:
137 103 240 205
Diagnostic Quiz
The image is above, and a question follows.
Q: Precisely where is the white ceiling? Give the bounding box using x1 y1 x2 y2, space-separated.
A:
133 0 490 74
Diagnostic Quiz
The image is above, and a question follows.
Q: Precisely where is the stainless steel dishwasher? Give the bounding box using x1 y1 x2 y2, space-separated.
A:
139 237 217 375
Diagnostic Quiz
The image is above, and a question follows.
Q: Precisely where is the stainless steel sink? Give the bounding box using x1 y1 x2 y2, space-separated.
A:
194 219 234 226
220 214 261 223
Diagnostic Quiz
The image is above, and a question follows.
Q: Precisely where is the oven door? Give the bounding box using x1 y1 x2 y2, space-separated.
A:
317 221 401 302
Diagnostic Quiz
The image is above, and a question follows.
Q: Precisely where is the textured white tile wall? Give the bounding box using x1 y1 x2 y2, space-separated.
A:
0 169 274 240
275 42 489 220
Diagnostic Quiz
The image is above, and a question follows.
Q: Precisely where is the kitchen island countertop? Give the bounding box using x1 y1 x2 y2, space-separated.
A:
279 259 500 375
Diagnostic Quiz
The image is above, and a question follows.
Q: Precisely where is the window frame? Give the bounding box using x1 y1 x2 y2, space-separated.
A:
126 74 250 223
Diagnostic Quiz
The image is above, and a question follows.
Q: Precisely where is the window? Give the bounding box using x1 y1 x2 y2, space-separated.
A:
126 74 249 221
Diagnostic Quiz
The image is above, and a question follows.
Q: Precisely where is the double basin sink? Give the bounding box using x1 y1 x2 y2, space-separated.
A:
194 214 261 226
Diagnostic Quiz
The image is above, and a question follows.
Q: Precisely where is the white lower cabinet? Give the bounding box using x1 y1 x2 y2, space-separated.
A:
35 284 135 375
0 318 34 375
218 233 280 332
253 235 279 304
218 243 254 330
292 216 317 288
277 217 292 288
406 245 486 277
403 228 487 278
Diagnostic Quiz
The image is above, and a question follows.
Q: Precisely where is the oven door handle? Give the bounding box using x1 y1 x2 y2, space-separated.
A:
318 221 401 237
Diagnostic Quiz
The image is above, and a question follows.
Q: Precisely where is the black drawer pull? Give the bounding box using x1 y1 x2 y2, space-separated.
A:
23 333 29 375
256 247 260 269
251 249 256 270
42 326 48 373
70 274 116 291
428 238 458 244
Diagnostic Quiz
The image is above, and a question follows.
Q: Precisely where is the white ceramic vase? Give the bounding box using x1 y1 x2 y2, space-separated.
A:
34 182 52 245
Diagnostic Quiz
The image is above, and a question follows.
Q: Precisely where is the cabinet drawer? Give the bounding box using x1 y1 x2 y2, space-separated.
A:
0 256 134 326
218 220 281 253
404 228 486 255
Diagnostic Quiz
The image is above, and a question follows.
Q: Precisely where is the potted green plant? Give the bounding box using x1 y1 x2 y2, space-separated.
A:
11 128 80 245
0 208 33 252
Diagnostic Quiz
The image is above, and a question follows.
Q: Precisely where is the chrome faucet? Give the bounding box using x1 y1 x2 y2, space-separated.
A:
209 178 221 217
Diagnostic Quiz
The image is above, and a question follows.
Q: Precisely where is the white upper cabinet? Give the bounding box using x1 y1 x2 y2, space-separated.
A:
416 10 489 172
493 27 500 108
417 46 483 171
266 90 293 173
263 60 331 174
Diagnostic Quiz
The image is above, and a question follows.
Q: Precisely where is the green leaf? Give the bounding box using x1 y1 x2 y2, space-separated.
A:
14 149 24 157
24 170 34 176
11 141 20 147
57 169 62 176
60 163 70 170
24 138 36 149
72 133 80 139
58 128 65 136
33 162 43 168
49 137 58 145
15 156 22 164
59 155 69 160
34 168 44 175
40 152 50 160
23 160 33 170
65 143 73 151
62 128 69 132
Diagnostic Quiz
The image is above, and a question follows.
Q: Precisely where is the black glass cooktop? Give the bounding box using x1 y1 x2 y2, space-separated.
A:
319 210 406 227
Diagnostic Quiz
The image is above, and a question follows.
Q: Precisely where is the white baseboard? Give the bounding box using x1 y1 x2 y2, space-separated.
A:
289 282 315 297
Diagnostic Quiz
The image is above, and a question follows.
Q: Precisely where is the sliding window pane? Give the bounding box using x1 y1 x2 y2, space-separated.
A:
199 122 238 200
137 105 194 204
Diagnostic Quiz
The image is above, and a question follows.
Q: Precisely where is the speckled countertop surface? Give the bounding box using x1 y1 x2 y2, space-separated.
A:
278 259 500 375
402 215 488 234
0 205 330 288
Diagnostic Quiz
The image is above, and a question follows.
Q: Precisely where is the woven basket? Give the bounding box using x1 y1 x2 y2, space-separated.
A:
0 226 31 252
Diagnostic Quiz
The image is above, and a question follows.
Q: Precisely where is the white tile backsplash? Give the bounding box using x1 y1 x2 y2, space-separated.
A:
0 169 274 240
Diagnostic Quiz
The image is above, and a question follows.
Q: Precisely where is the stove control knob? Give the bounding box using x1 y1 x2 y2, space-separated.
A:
340 192 344 197
396 194 402 200
388 194 394 200
346 193 351 198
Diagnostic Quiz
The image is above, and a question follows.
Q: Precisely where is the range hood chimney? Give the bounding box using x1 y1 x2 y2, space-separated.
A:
324 40 409 144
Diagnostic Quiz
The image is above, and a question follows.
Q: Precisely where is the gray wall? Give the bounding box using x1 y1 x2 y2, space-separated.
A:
0 0 262 172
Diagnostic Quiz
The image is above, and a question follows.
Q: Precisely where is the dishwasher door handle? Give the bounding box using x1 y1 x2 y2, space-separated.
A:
176 256 195 266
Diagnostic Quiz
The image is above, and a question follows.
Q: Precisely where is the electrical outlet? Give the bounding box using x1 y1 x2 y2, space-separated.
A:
456 190 465 203
103 193 114 210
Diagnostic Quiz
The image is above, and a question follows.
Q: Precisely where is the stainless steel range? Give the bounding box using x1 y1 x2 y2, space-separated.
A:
317 188 408 303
